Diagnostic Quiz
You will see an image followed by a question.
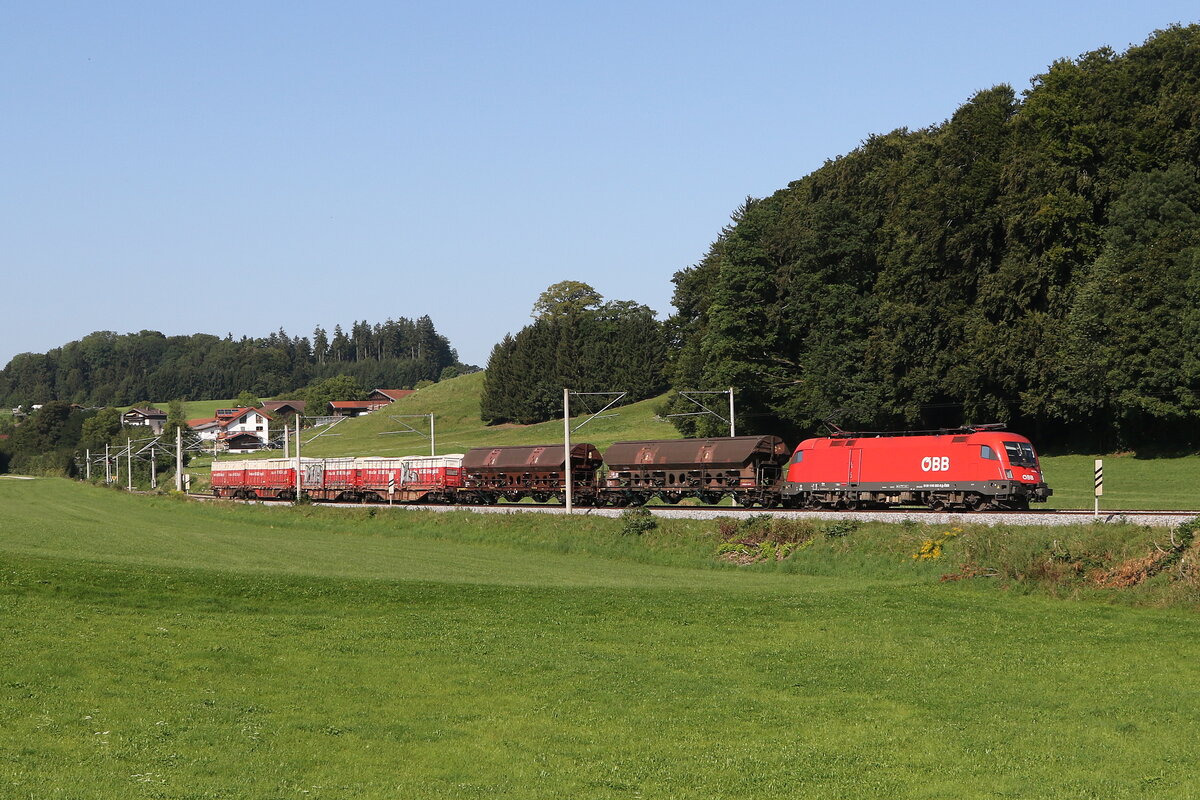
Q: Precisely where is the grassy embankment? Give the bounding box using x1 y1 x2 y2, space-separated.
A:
3 476 1200 797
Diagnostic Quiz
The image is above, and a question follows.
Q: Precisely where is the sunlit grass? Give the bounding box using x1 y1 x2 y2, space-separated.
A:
4 478 1200 797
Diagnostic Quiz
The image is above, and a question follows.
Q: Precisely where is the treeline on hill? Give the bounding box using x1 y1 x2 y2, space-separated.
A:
0 316 466 408
481 282 668 424
0 400 190 478
666 25 1200 452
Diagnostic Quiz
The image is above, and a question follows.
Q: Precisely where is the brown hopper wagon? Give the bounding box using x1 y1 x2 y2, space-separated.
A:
602 435 791 506
460 443 604 504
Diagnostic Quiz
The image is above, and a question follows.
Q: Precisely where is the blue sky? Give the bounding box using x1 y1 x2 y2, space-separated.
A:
2 1 1196 369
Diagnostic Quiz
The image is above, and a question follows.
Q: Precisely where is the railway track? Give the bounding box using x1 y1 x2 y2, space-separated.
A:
187 494 1197 527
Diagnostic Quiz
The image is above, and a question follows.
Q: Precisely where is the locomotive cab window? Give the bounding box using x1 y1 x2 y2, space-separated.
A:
980 445 998 460
790 450 804 464
1002 441 1037 467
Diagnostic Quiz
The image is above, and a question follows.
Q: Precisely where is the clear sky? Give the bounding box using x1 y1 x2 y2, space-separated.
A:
2 1 1196 369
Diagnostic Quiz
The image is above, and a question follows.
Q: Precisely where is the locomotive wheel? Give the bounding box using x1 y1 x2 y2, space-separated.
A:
928 496 947 512
966 493 994 512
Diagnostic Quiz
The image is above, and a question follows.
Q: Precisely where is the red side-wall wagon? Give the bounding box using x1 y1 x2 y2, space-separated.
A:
213 458 297 500
357 455 464 503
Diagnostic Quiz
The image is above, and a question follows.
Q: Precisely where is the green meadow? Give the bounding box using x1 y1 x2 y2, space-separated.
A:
3 477 1200 798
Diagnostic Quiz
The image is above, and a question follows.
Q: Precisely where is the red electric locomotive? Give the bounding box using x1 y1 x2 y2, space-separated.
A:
781 424 1052 511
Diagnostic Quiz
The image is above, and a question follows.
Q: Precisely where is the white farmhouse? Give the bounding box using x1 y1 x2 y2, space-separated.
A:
188 407 273 452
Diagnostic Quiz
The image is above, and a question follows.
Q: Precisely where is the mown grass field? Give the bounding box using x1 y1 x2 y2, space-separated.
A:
4 477 1200 798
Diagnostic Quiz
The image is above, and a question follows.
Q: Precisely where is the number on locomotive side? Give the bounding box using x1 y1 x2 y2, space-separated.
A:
921 456 950 472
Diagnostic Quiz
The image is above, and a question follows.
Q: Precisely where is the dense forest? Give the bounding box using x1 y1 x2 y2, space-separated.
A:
0 317 464 407
6 27 1200 457
481 282 667 424
666 25 1200 451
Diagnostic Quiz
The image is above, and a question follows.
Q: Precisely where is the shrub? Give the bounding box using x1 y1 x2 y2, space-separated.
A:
715 515 820 563
620 506 657 536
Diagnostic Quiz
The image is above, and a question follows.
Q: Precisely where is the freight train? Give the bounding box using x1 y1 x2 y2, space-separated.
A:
210 424 1051 511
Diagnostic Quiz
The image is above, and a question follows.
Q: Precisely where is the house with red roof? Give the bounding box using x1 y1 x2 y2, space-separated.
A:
262 400 306 416
369 389 414 405
329 400 379 418
188 407 273 452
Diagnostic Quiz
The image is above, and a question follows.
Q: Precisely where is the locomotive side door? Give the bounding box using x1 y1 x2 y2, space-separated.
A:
847 448 863 485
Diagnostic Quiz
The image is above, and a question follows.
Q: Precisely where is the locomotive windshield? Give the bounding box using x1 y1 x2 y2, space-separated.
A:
1003 441 1038 468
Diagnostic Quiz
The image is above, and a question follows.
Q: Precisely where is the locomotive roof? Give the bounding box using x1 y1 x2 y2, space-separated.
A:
826 423 1008 439
802 428 1034 447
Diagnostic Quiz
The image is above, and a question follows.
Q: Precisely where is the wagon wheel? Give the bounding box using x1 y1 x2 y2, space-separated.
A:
531 492 550 504
663 494 682 505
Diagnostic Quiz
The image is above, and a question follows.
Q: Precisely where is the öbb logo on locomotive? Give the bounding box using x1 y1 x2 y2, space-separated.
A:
210 423 1052 512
